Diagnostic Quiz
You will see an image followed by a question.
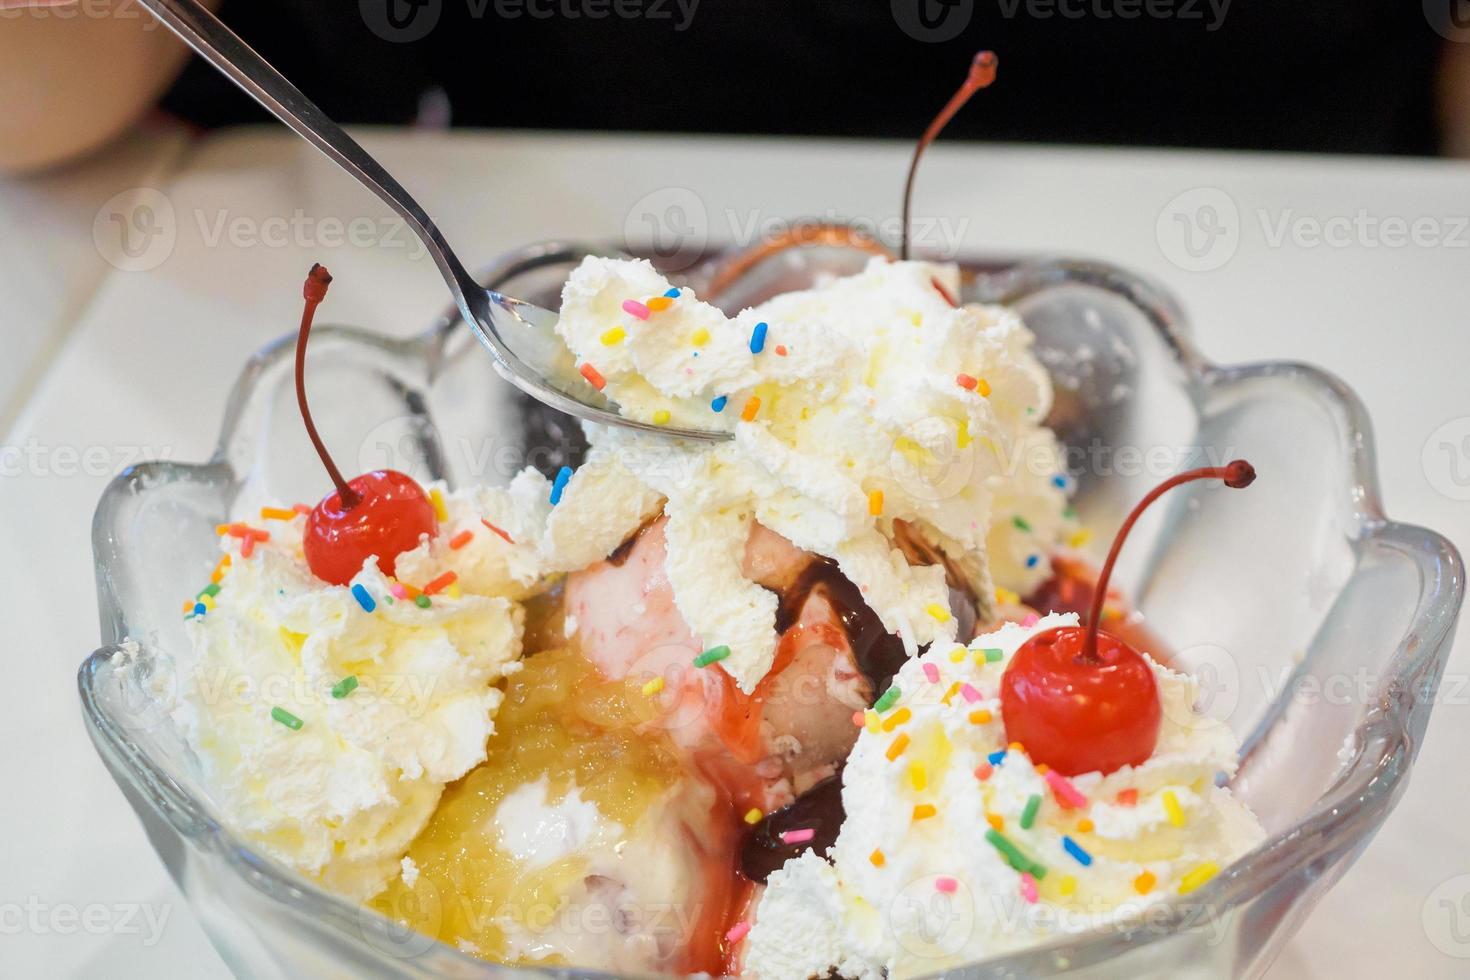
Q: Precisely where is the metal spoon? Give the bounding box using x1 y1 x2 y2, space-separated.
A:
136 0 729 442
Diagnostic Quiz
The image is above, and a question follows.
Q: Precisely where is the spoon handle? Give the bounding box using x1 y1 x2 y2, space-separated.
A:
135 0 489 323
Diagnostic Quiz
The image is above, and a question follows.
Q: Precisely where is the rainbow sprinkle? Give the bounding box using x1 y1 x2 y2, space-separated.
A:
1062 835 1093 866
1117 788 1139 807
693 645 731 668
331 676 359 700
922 662 941 683
641 676 665 696
599 326 626 346
259 506 297 521
1134 871 1156 894
1019 872 1039 904
935 877 958 894
1045 770 1088 810
449 529 474 550
414 594 432 609
969 708 993 725
987 749 1008 766
652 409 672 425
1020 794 1042 829
886 733 911 761
1163 790 1186 827
740 396 760 421
423 571 457 595
350 584 376 613
869 849 886 867
1012 515 1032 532
975 378 992 397
550 466 573 505
646 295 674 312
908 763 927 791
481 519 515 544
578 362 607 391
429 488 448 522
744 808 763 825
725 921 751 945
1020 612 1040 628
749 321 768 354
691 327 710 346
270 706 303 731
984 828 1045 878
779 828 815 845
389 582 409 600
926 604 951 624
982 647 1004 663
663 287 681 298
960 683 982 703
868 489 884 516
710 395 728 412
1178 862 1219 895
974 762 993 781
873 686 901 712
881 706 912 732
621 299 650 320
912 803 937 821
956 373 978 390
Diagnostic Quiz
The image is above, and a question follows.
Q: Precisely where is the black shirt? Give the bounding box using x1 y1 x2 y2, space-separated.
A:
162 0 1447 155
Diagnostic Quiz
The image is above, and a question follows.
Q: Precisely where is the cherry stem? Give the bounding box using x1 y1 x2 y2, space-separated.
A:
294 264 359 508
1081 460 1256 664
900 50 998 262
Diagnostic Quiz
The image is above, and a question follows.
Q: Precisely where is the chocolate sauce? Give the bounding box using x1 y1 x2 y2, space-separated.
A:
739 542 980 882
738 774 844 884
605 516 658 567
773 557 909 701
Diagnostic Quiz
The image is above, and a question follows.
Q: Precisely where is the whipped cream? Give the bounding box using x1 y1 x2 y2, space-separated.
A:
744 614 1265 978
551 256 1072 691
167 486 524 899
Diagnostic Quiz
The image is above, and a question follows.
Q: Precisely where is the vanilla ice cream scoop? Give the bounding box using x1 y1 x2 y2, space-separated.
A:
743 613 1265 979
165 487 524 899
549 256 1073 693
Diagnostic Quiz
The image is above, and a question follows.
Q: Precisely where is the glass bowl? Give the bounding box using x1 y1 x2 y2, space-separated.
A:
80 238 1463 979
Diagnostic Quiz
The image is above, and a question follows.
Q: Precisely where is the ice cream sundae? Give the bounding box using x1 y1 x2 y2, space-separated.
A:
152 51 1267 978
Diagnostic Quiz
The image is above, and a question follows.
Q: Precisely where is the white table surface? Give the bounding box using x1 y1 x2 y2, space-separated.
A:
2 127 1467 978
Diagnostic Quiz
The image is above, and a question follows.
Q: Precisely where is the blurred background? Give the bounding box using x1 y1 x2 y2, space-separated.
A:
4 0 1470 174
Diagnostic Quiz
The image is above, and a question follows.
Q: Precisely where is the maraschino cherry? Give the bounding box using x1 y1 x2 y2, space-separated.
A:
294 264 438 585
1000 460 1257 776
